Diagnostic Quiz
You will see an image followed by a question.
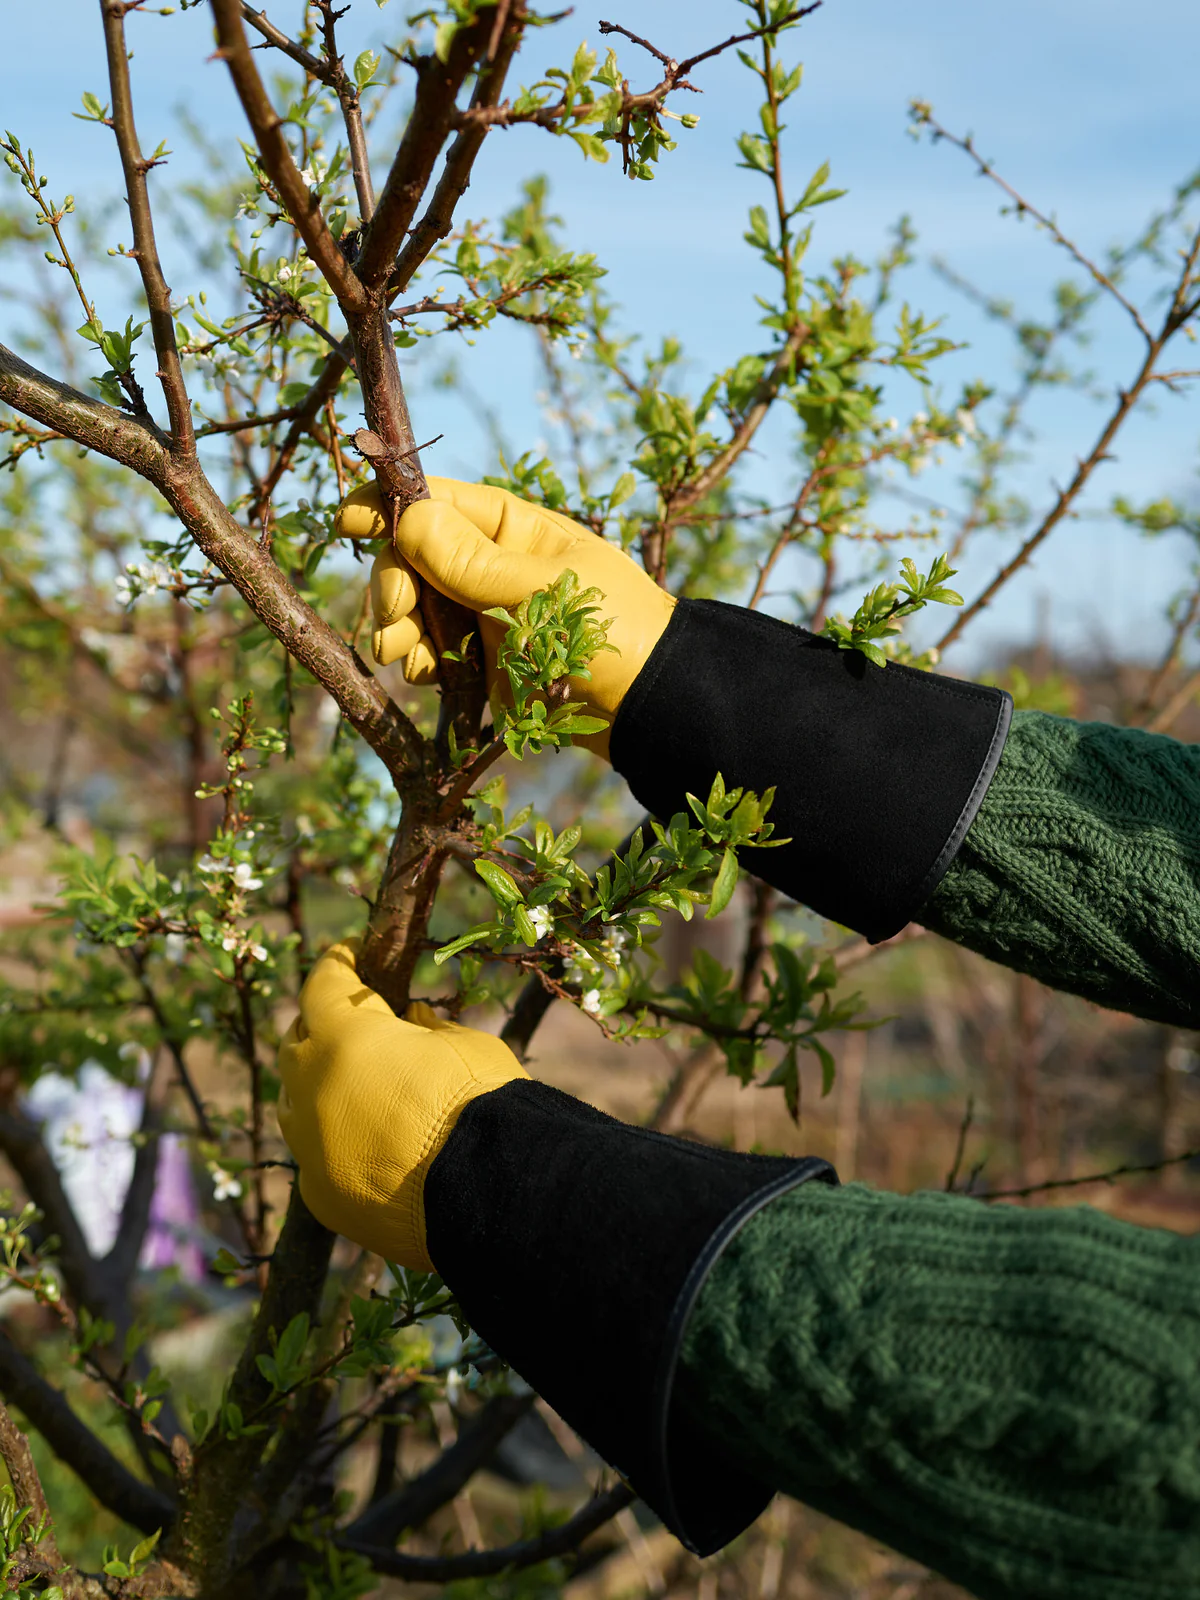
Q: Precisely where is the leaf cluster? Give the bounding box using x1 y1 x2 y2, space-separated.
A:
821 553 963 667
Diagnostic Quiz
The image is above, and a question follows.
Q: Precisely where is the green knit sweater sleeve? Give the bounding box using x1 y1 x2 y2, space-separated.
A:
677 1181 1200 1600
920 709 1200 1027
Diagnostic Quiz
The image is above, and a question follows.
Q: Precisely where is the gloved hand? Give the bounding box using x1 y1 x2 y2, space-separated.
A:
336 477 676 757
277 940 528 1269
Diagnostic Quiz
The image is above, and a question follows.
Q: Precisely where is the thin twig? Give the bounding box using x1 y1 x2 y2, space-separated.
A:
599 4 821 83
937 340 1175 654
340 1480 635 1579
100 0 194 446
944 1096 975 1192
982 1147 1200 1201
210 0 368 312
356 14 498 290
1135 574 1200 721
915 108 1152 342
314 0 377 221
1146 664 1200 734
240 3 326 76
195 403 307 438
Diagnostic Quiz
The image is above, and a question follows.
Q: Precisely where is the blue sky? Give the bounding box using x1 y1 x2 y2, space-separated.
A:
3 0 1199 667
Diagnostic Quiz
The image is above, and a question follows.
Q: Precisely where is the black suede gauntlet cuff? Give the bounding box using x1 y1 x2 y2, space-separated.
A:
425 1079 835 1555
610 599 1012 942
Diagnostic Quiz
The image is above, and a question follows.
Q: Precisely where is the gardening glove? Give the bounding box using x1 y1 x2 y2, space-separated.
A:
277 939 528 1270
336 477 677 758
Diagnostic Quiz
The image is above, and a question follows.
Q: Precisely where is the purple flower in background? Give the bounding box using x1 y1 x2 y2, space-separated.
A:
23 1058 204 1281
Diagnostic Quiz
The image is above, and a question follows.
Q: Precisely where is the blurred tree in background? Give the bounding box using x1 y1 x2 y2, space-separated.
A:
0 1 1197 1595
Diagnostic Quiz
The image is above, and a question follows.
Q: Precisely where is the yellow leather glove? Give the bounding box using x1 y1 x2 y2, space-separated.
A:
336 477 677 758
277 940 528 1270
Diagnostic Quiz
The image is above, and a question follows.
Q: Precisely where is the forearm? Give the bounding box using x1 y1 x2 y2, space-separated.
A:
678 1179 1200 1600
920 709 1200 1027
609 599 1011 943
423 1077 834 1554
610 603 1200 1027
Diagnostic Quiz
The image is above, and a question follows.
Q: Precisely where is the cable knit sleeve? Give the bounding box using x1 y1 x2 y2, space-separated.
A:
677 1181 1200 1600
919 709 1200 1027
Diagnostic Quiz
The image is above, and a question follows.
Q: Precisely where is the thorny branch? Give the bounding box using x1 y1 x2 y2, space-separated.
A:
977 1147 1200 1201
937 230 1200 653
912 106 1152 342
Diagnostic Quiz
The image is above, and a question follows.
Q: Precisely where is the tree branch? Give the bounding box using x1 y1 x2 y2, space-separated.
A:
914 107 1152 342
356 13 498 291
1146 664 1200 734
100 0 194 447
345 1392 533 1544
1136 581 1200 721
391 4 526 291
0 1327 174 1534
0 1106 102 1317
0 342 165 472
0 1398 55 1547
666 326 805 524
980 1146 1200 1201
341 1479 634 1580
182 1187 334 1577
209 0 369 314
936 336 1170 654
0 341 424 778
105 1056 164 1289
314 0 377 222
239 3 325 77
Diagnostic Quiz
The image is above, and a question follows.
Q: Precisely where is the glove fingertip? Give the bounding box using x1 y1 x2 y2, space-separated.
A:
336 484 388 541
404 635 440 686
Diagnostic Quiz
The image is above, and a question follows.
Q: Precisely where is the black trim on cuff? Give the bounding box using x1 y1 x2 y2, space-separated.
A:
610 600 1013 942
649 1158 834 1552
425 1080 836 1555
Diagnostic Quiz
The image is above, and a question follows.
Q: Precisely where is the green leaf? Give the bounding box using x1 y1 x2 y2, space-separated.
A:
736 133 773 174
75 91 109 123
808 1036 837 1098
129 1529 161 1569
706 847 739 920
568 130 610 164
353 49 380 88
434 923 495 966
276 1310 310 1371
608 471 636 509
475 859 522 905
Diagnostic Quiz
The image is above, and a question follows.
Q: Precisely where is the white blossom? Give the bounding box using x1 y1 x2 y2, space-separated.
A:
211 1166 242 1202
164 932 187 964
222 934 238 952
955 406 978 437
232 862 263 891
249 943 268 963
527 906 553 939
582 989 603 1016
198 855 227 875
